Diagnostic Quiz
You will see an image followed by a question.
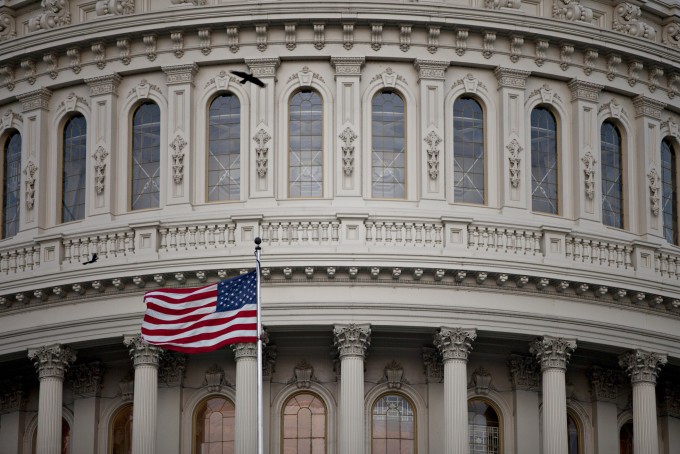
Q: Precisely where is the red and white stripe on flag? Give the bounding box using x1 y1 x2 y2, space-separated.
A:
141 272 258 353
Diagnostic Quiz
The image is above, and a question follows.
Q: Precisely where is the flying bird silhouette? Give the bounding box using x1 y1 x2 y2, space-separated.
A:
82 253 98 265
230 70 266 88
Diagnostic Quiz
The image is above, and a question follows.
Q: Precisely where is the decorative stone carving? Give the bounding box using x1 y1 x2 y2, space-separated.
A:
453 73 486 94
227 26 239 53
0 12 16 41
1 109 21 131
649 66 663 92
399 25 411 52
253 129 271 178
143 34 157 61
535 39 548 66
627 61 643 87
553 0 593 23
21 59 36 85
339 127 358 176
599 98 623 119
331 57 364 75
285 24 296 51
69 362 104 397
205 70 237 90
245 57 280 77
195 28 211 56
170 31 184 58
0 65 14 91
482 31 496 59
560 43 574 71
434 327 476 361
647 168 660 216
124 335 161 367
485 0 521 9
633 95 666 120
619 350 667 384
67 47 81 74
506 139 522 188
314 23 325 50
117 38 131 65
427 25 440 54
128 79 162 100
581 151 596 200
455 29 468 56
96 0 134 16
169 135 187 184
494 67 531 88
293 360 314 389
371 24 383 51
263 344 277 379
589 366 622 402
92 41 106 69
658 382 680 418
470 366 493 394
662 22 680 48
28 344 76 380
383 361 405 389
370 67 407 87
613 3 656 40
333 324 371 359
58 92 88 113
583 49 598 76
92 146 108 194
158 352 186 386
28 0 71 32
85 73 122 96
567 80 602 103
203 364 229 392
530 336 576 371
661 118 679 139
232 342 257 359
343 24 354 50
669 73 680 99
510 35 523 63
256 24 267 52
23 161 38 209
529 84 555 104
288 66 324 87
424 130 442 180
422 347 443 383
607 54 621 81
414 59 448 80
44 53 58 79
0 378 26 413
119 374 134 402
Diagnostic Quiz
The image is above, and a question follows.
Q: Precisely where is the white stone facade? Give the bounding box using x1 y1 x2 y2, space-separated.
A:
0 0 679 453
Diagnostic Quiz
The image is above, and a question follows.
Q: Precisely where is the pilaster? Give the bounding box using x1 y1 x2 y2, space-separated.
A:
0 377 26 454
233 342 258 454
659 382 680 454
156 352 186 454
422 348 444 454
69 362 104 454
589 366 622 454
508 354 541 454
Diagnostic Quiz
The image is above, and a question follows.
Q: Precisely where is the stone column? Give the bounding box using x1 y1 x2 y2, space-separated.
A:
508 354 541 454
434 327 477 454
0 377 27 454
658 382 680 454
233 342 258 454
124 335 161 454
588 366 622 454
156 352 186 454
28 344 76 454
334 324 371 454
69 362 104 454
530 336 576 454
619 350 667 454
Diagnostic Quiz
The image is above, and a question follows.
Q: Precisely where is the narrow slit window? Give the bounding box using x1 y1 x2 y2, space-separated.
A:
601 122 624 228
289 90 323 198
2 132 21 238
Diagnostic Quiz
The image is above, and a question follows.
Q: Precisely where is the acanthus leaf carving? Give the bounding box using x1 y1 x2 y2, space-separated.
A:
158 352 186 387
581 151 596 200
510 35 523 63
509 354 540 391
552 0 593 23
619 350 667 384
43 53 58 79
422 347 443 383
424 130 442 180
530 336 576 371
253 128 271 178
399 25 411 52
20 59 36 85
662 22 680 48
169 135 187 184
314 23 325 51
339 127 358 176
23 161 38 209
613 3 656 40
143 34 157 61
96 0 134 16
434 327 476 361
69 362 104 396
506 139 523 188
482 31 496 59
648 168 660 216
93 146 109 194
607 54 622 81
28 0 71 32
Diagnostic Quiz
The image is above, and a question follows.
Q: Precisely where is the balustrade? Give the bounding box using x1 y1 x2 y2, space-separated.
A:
159 223 236 251
62 231 134 264
260 220 339 245
0 244 40 275
467 225 542 255
365 220 442 247
565 235 632 270
656 251 680 280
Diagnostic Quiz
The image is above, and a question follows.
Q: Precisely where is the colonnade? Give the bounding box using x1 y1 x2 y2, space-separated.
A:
12 328 671 454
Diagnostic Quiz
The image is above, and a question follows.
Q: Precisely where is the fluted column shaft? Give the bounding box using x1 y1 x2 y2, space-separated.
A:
435 327 476 454
334 324 371 454
28 345 76 454
233 343 258 454
530 336 576 454
619 350 667 454
124 335 161 454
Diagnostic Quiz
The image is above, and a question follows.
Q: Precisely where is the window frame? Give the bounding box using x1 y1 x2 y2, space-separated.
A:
468 396 503 454
370 391 417 454
59 113 88 224
1 130 21 239
129 101 162 212
287 88 324 199
566 409 583 454
280 390 328 454
661 137 679 245
206 91 242 203
529 105 561 216
452 95 487 206
108 403 133 454
192 394 236 454
600 120 626 230
370 89 408 200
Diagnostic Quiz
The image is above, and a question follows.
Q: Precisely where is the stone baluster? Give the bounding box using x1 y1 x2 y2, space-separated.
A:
233 342 258 454
434 327 477 454
334 324 371 454
124 335 161 454
619 350 667 454
27 344 76 454
530 336 576 454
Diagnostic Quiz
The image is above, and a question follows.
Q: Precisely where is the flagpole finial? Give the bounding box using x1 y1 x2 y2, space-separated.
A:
254 237 262 251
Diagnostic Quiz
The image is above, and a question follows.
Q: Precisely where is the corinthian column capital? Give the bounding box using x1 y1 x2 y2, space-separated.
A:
232 342 258 360
619 350 667 384
333 323 371 359
434 327 477 362
529 336 576 371
28 345 76 380
124 335 161 368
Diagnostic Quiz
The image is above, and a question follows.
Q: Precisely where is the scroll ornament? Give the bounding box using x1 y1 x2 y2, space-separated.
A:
28 0 71 32
253 129 271 178
170 135 187 184
612 3 656 40
339 127 358 176
552 0 593 23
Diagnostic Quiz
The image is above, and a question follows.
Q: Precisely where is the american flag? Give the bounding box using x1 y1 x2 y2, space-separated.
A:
141 271 258 353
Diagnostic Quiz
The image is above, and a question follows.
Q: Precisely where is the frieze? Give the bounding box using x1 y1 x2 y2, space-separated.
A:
69 362 104 397
568 79 603 102
17 87 52 112
434 327 476 361
414 59 448 80
589 366 622 402
85 73 122 96
333 323 371 359
28 344 76 380
331 57 364 75
619 350 667 384
530 336 576 371
509 354 540 391
494 67 530 89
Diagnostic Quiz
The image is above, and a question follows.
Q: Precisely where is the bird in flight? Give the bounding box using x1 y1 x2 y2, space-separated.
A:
82 253 98 265
230 70 266 87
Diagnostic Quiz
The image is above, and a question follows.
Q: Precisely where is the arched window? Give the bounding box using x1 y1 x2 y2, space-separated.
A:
468 398 500 453
282 392 327 454
531 107 559 214
2 132 21 238
661 138 678 244
131 102 160 210
619 420 633 454
208 93 241 202
32 417 71 454
193 396 235 454
601 122 624 228
61 115 87 223
453 97 485 204
372 91 405 199
371 393 415 454
110 404 132 454
567 411 581 454
289 90 323 198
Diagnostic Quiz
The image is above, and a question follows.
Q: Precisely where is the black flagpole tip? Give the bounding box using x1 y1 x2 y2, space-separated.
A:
254 237 262 245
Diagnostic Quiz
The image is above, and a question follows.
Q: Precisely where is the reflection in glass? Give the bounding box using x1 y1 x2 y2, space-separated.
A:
289 91 323 198
282 392 326 454
531 107 559 214
131 102 161 210
601 122 623 228
110 404 132 454
62 115 87 222
194 397 235 454
468 399 500 454
454 97 485 204
371 394 414 454
567 412 580 454
662 139 677 244
2 132 20 238
372 91 405 198
619 421 633 454
208 94 241 201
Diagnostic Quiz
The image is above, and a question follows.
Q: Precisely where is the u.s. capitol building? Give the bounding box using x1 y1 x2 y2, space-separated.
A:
0 0 678 452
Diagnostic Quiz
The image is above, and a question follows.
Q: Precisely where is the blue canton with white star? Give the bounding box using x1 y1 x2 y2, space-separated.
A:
216 271 258 312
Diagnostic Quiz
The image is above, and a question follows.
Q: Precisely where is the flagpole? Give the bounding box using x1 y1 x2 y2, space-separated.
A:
254 237 264 454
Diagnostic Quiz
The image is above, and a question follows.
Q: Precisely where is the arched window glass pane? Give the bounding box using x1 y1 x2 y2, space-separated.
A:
371 394 414 454
661 139 678 244
289 90 323 198
194 396 235 454
454 97 485 204
110 404 133 454
619 421 633 454
567 412 580 454
282 392 326 454
131 102 160 210
2 132 21 238
62 115 87 223
601 122 623 228
372 91 405 199
531 107 559 214
468 398 500 454
208 94 241 201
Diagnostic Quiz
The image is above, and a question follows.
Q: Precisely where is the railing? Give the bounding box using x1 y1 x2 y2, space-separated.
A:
0 244 40 274
365 220 442 247
63 231 134 264
565 235 633 270
260 220 340 245
656 250 680 280
467 225 542 255
159 223 237 251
